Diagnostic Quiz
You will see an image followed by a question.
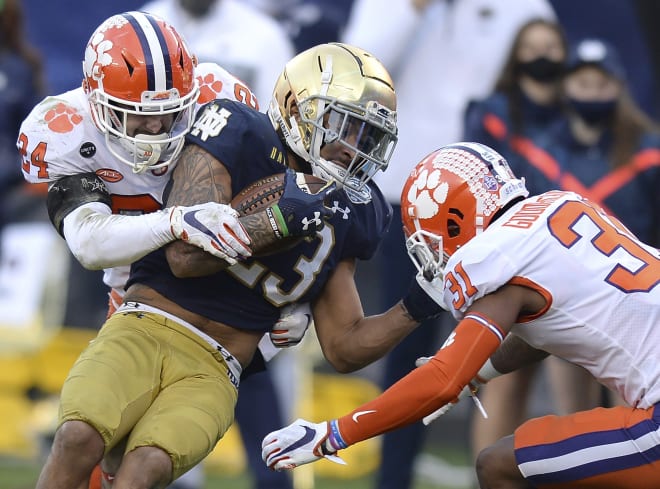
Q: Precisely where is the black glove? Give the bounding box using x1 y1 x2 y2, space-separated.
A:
268 169 335 238
401 276 445 323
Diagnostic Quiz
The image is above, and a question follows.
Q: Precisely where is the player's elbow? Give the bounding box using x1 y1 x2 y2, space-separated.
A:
165 242 228 278
322 351 364 374
67 236 107 270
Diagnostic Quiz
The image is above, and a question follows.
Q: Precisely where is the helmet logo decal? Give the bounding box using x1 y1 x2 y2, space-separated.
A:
83 33 113 82
406 169 448 220
483 175 498 192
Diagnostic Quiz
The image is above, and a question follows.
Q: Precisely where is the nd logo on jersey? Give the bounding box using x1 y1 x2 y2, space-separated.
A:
191 104 232 141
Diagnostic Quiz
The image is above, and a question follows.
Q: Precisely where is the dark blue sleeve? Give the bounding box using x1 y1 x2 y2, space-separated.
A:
338 183 393 261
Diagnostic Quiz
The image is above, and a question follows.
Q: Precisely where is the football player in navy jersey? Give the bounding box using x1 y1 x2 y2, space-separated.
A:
126 42 441 374
44 43 444 489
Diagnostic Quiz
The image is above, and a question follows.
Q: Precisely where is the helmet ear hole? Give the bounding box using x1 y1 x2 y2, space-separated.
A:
447 219 461 238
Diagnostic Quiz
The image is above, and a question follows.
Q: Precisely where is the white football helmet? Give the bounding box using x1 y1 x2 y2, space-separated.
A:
83 11 200 172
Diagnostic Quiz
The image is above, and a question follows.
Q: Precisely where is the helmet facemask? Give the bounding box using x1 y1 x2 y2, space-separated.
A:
302 96 397 192
88 81 199 173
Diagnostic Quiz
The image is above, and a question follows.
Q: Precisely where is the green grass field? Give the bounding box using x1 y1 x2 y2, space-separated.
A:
0 442 474 489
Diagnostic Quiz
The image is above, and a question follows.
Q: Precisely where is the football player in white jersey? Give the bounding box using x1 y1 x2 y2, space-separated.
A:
261 142 660 489
18 10 256 312
18 11 311 489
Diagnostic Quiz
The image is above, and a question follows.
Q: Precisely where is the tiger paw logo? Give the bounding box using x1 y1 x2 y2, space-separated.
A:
83 32 113 81
197 74 224 104
45 103 83 133
404 169 447 219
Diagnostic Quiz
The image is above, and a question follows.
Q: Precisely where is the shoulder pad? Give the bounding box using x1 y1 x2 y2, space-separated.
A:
47 172 112 236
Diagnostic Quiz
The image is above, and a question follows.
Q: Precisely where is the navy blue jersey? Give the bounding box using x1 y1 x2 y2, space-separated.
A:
128 100 392 332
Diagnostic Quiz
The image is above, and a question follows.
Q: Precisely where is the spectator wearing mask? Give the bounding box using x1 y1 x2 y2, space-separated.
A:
516 38 660 247
463 18 566 188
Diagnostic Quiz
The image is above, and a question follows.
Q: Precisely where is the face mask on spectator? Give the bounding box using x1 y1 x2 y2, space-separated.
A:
518 57 564 82
566 98 617 126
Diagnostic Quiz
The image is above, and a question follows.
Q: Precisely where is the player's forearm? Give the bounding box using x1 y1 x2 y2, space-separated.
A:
165 212 285 277
490 334 549 374
62 202 174 269
321 304 419 373
335 314 504 446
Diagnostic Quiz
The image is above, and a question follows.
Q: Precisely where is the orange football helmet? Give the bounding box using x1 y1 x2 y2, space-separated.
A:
82 11 199 172
401 143 528 277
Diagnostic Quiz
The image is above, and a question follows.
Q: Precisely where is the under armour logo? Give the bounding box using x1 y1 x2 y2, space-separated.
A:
330 201 350 220
301 212 321 230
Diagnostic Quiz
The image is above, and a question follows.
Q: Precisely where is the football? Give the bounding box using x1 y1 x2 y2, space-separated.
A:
231 172 328 255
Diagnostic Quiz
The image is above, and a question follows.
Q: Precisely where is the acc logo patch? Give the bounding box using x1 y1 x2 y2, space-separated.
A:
96 168 123 183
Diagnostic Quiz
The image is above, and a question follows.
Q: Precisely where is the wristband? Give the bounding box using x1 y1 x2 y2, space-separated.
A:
265 206 287 239
325 419 348 452
475 358 502 384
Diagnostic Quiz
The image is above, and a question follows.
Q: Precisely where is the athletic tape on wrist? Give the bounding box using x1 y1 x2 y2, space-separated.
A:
476 358 502 383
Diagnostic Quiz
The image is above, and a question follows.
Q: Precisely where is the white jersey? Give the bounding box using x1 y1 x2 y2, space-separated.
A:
18 62 258 292
443 190 660 408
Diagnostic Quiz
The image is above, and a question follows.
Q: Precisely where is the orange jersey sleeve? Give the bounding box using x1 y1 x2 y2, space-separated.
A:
336 313 504 446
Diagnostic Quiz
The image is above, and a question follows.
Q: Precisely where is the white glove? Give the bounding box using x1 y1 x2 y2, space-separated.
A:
169 203 251 265
262 419 346 471
414 356 488 425
270 303 312 347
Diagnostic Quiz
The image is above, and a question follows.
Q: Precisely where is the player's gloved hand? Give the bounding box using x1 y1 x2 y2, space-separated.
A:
414 356 488 425
401 271 448 323
262 418 346 471
267 169 335 239
169 202 251 265
270 303 313 347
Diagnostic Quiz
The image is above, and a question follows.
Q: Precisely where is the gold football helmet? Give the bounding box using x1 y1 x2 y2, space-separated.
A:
269 42 398 192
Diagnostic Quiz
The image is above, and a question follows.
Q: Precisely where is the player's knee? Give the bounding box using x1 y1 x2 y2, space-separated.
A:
119 446 173 489
53 420 104 462
475 443 500 483
476 436 523 488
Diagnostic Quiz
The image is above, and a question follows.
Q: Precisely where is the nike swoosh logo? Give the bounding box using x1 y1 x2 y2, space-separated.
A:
278 426 316 456
352 410 376 422
183 210 219 244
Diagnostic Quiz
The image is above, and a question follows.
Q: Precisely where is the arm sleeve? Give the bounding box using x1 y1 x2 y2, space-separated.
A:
62 202 175 270
48 172 176 270
335 313 504 446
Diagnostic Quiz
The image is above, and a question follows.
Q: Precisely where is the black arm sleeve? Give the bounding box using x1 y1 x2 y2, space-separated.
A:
46 172 112 236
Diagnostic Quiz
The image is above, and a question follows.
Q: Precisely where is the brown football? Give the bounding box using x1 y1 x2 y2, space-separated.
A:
231 172 328 255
